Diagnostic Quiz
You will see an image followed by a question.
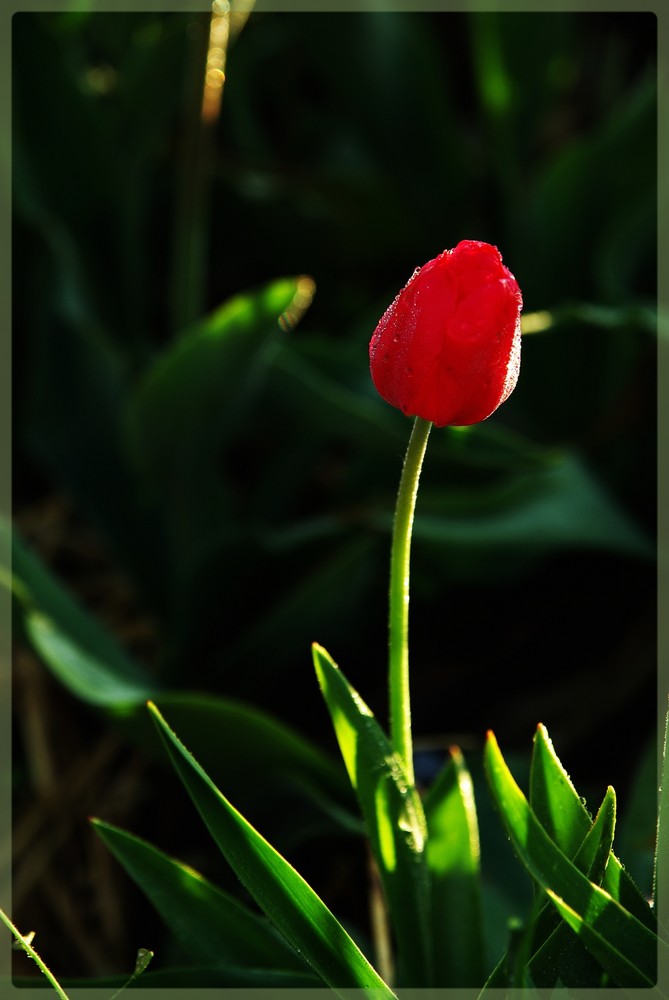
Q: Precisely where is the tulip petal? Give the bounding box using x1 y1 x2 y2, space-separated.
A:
370 241 523 426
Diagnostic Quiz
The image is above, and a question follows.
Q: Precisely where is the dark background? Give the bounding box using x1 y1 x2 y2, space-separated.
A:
10 8 658 981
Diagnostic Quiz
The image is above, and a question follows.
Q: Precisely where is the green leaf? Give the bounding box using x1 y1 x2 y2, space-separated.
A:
91 818 312 975
105 948 154 1000
529 71 656 304
312 642 432 988
147 701 395 999
545 890 655 990
530 722 592 857
11 217 164 596
423 747 485 986
481 767 616 990
4 518 155 708
574 786 617 883
483 788 619 991
269 339 403 449
484 730 658 987
123 277 316 646
527 787 618 988
140 691 360 845
125 277 308 493
226 535 381 679
413 455 654 569
531 723 655 930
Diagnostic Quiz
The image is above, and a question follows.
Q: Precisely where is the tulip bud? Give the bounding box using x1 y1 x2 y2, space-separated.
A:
369 240 523 427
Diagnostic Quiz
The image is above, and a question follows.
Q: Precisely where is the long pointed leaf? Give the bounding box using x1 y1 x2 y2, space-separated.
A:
485 730 657 987
529 781 617 950
530 722 591 856
312 642 432 988
527 786 618 988
147 701 395 999
481 783 618 991
91 818 311 975
132 691 360 845
531 723 656 930
423 747 485 986
545 890 656 989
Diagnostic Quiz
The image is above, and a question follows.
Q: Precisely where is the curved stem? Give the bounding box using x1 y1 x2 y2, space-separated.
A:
389 416 432 787
0 908 71 1000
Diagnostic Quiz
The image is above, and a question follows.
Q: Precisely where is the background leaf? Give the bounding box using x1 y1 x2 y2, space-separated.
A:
91 818 312 976
411 454 654 577
5 518 155 707
125 277 309 493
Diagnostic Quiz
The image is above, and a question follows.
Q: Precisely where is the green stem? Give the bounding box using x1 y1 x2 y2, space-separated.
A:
0 908 71 1000
389 415 432 787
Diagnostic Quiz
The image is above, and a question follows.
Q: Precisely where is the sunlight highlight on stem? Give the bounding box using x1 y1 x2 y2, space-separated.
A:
389 416 432 787
0 908 71 1000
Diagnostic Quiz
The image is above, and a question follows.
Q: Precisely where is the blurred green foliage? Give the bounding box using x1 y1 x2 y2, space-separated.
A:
10 6 658 981
13 4 657 768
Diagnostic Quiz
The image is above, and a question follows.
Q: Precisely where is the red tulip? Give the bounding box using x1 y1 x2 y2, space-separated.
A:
369 240 523 427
